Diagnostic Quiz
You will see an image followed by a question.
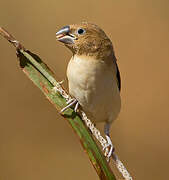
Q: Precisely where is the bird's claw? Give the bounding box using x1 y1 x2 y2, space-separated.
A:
60 98 79 113
51 82 79 113
103 135 115 161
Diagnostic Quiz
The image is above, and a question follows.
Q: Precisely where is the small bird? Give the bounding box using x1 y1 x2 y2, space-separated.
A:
56 22 121 159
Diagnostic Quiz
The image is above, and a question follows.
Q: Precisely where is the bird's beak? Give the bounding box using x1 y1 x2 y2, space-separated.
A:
56 26 76 44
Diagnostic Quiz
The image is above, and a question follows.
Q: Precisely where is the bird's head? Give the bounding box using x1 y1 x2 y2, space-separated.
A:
56 22 113 59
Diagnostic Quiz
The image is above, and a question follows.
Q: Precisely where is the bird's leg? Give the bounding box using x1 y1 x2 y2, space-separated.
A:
103 122 115 161
60 98 79 113
74 101 79 112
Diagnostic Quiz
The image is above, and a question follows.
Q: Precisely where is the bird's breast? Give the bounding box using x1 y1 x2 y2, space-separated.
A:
67 55 121 123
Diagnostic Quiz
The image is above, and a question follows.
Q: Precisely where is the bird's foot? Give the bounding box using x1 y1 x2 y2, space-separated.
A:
51 81 79 113
103 135 115 161
60 98 79 113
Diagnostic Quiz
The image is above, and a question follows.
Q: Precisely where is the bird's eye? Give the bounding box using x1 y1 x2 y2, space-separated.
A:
77 28 85 35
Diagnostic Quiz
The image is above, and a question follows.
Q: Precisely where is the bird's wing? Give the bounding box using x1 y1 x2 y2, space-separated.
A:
113 53 121 91
115 61 121 91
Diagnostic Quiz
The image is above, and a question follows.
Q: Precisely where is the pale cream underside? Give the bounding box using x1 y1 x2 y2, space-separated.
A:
67 55 121 123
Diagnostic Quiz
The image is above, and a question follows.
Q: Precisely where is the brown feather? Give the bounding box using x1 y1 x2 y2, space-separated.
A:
66 22 114 60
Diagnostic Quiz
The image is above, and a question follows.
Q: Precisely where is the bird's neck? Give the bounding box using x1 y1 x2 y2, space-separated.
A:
72 54 98 62
72 50 115 66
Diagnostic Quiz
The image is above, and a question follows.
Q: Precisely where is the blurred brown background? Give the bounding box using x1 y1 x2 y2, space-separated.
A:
0 0 169 179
